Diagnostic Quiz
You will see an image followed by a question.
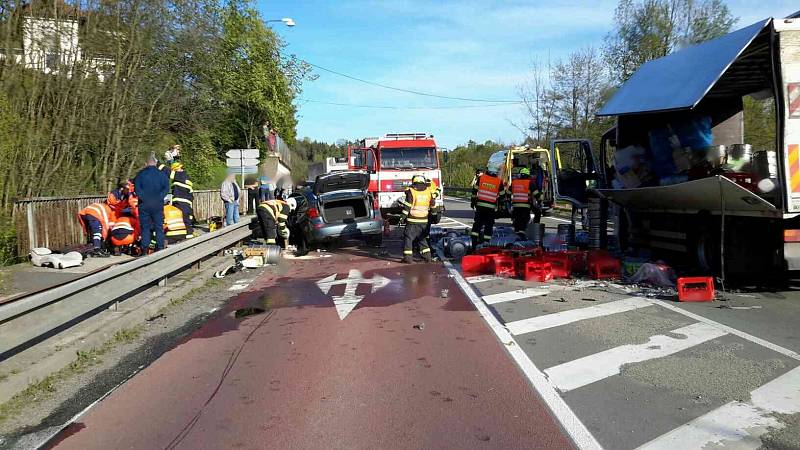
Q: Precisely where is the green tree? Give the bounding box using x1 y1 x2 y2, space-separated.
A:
604 0 736 83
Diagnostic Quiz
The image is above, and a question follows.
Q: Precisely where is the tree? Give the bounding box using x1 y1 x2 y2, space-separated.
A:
604 0 736 83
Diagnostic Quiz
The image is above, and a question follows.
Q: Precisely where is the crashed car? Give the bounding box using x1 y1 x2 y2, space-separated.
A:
288 172 384 255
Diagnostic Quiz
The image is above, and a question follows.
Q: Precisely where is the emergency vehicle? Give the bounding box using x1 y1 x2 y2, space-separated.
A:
348 133 443 218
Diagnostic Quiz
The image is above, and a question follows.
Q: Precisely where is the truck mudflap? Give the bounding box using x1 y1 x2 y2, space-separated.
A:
597 176 782 218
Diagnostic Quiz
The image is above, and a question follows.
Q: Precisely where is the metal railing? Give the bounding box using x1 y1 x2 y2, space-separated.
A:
12 190 250 254
0 217 255 360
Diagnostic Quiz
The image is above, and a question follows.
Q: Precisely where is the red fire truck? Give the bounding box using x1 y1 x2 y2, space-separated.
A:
348 133 443 218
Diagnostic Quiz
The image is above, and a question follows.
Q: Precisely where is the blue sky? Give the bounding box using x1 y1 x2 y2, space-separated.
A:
260 0 798 149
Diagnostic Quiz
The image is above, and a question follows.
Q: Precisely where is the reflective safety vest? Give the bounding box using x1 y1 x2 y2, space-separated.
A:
476 174 501 209
163 205 187 237
511 179 532 208
110 216 138 246
407 188 432 223
78 202 115 239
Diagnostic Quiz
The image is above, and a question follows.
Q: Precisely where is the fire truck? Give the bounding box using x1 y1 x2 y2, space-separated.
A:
348 133 443 219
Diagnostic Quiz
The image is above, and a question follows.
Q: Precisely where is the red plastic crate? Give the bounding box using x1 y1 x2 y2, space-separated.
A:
522 260 553 282
461 255 489 274
564 250 588 273
586 249 612 265
589 256 621 279
543 253 572 279
493 254 517 278
677 277 715 302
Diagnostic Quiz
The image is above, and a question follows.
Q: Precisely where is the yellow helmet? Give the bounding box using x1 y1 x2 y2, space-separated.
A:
170 162 183 170
411 175 426 184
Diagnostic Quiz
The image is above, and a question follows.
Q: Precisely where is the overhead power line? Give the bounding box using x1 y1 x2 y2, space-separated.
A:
298 98 522 109
303 61 521 103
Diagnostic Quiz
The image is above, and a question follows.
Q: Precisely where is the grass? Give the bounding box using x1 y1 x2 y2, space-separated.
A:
162 277 223 311
0 325 143 425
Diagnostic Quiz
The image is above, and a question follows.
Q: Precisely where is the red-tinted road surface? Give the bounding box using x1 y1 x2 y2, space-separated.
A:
50 249 572 449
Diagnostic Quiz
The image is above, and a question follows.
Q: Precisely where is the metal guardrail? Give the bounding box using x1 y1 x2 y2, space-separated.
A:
0 217 254 360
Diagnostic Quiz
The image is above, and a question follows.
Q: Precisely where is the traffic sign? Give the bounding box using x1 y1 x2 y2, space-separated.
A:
226 158 260 167
226 149 259 159
227 166 258 174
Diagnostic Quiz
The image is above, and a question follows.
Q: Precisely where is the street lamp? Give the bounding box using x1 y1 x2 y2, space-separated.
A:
266 18 295 27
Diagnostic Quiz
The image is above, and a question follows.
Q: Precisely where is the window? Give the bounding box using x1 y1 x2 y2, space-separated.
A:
379 147 437 169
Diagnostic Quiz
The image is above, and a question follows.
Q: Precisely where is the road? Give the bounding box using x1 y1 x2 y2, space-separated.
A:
44 198 800 449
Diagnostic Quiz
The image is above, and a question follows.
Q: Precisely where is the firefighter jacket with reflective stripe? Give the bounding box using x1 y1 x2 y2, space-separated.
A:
401 186 432 223
170 170 194 206
511 178 533 208
473 174 502 209
259 200 289 231
78 202 115 239
163 205 187 237
110 216 138 246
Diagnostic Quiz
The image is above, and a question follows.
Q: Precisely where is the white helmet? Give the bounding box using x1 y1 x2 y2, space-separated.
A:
286 197 297 212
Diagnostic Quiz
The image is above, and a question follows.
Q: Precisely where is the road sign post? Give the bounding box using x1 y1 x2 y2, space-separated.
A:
226 149 260 191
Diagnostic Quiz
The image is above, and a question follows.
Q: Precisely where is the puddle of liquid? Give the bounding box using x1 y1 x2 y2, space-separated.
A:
235 307 267 318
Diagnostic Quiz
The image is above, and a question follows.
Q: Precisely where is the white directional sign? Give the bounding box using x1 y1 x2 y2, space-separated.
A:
227 166 258 174
316 269 390 319
226 149 260 159
226 158 260 167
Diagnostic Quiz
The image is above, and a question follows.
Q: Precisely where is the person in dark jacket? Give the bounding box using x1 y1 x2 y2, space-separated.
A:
133 154 170 253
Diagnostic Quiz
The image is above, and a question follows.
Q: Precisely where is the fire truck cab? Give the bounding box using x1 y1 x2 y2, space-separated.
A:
348 133 443 218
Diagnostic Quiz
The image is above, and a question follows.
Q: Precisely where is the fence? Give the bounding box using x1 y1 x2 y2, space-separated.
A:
12 189 249 255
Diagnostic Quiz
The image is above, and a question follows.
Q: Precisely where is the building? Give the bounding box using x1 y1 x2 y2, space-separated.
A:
0 1 115 81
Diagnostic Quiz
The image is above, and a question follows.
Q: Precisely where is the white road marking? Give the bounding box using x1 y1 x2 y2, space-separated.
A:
638 366 800 450
316 269 390 320
506 297 653 335
483 289 549 305
544 322 727 392
439 254 602 450
644 298 800 362
465 275 500 283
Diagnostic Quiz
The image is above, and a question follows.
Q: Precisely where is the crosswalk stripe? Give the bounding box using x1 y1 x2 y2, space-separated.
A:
506 297 652 335
483 289 549 305
544 322 727 392
637 366 800 449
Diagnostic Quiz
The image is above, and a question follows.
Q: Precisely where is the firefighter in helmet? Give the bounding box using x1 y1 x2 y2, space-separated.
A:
400 175 434 263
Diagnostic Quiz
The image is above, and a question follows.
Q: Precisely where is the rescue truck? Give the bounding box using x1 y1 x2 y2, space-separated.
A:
348 133 443 219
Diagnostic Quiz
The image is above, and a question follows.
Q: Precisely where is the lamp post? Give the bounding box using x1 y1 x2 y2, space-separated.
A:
266 18 295 27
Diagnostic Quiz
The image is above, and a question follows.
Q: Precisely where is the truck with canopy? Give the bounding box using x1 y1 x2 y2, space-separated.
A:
547 15 800 277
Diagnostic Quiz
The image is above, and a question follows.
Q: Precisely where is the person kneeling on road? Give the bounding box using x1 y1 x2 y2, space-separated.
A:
78 202 114 258
163 203 188 244
400 175 433 264
257 197 296 249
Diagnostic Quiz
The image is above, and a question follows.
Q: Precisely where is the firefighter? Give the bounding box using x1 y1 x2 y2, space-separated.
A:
510 167 538 236
106 180 134 216
169 162 194 237
424 176 442 251
400 175 434 264
531 159 545 224
109 215 139 255
470 168 503 247
257 197 296 248
163 203 188 244
77 202 114 257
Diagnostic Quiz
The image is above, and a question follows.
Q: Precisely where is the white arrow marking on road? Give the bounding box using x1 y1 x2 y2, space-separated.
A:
316 269 390 320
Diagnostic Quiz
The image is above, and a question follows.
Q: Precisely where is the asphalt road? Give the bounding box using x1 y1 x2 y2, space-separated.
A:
44 198 800 449
46 229 572 449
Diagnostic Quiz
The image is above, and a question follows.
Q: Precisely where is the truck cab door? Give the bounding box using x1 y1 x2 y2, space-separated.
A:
549 139 601 208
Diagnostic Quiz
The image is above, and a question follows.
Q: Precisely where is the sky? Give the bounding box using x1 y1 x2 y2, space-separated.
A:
259 0 798 149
